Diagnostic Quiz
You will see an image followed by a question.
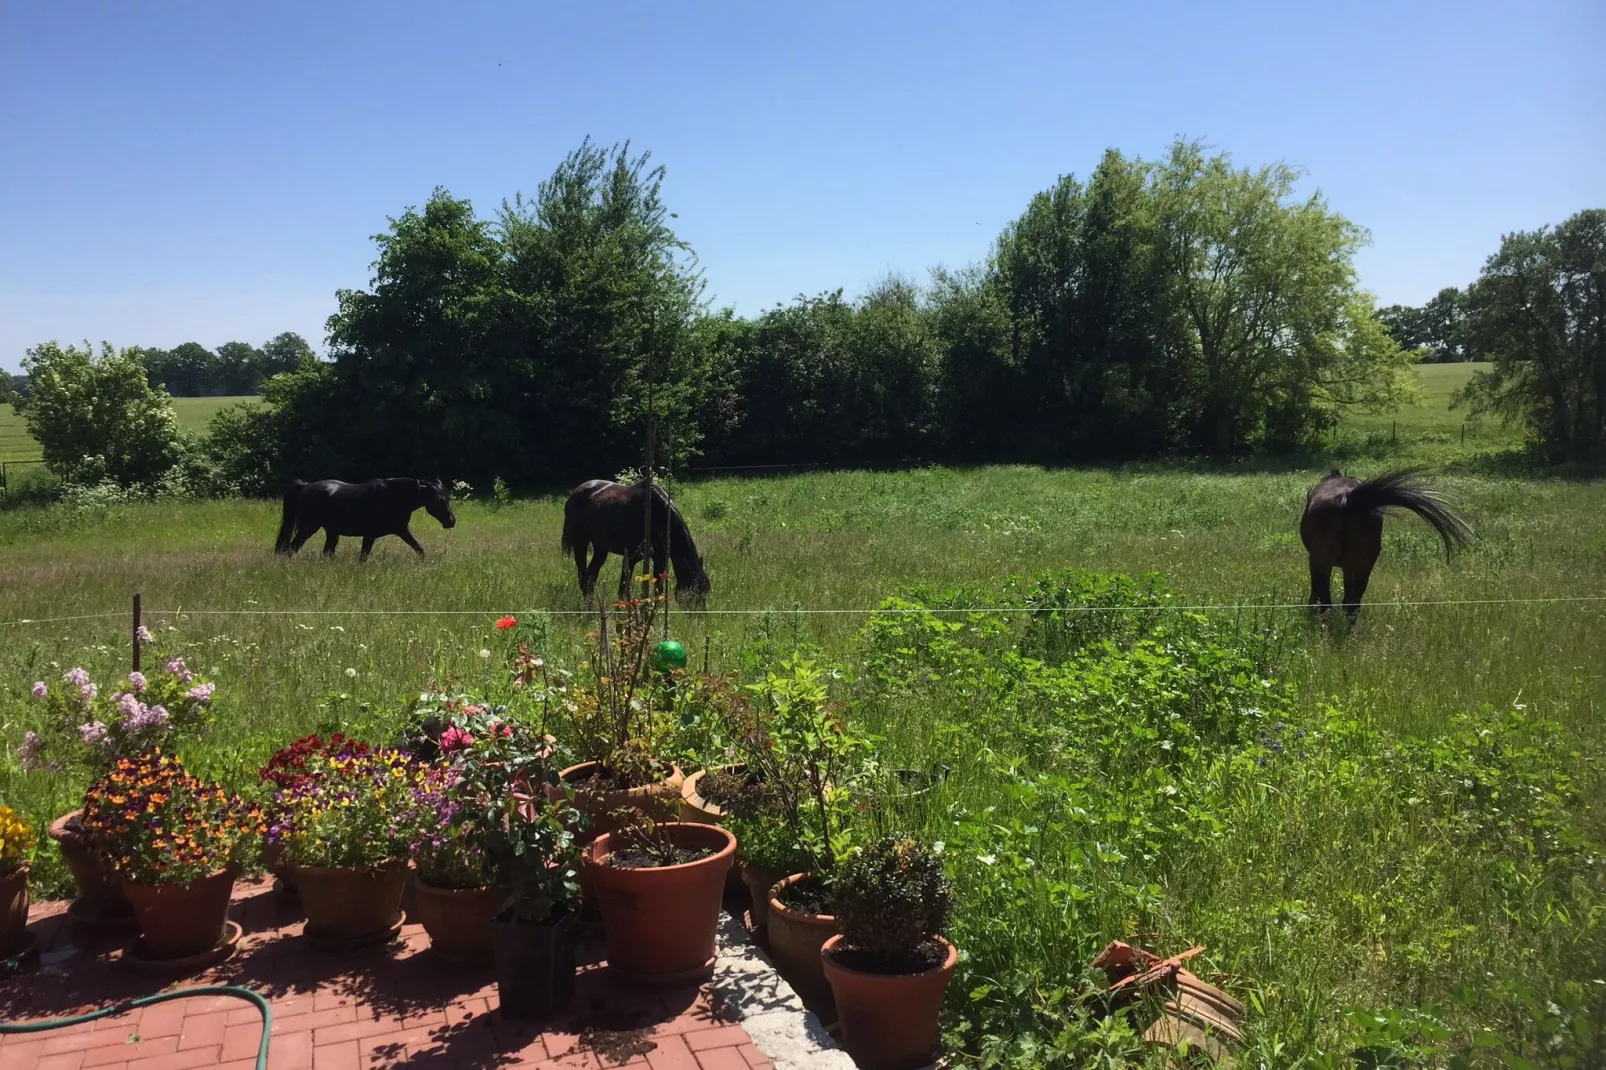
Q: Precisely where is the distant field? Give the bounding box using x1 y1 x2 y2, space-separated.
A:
0 395 260 463
1343 361 1520 447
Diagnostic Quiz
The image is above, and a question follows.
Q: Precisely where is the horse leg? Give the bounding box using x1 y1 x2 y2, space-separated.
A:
574 545 592 597
652 546 668 600
582 549 608 600
359 536 376 561
1341 565 1373 621
1341 520 1384 621
287 524 316 556
398 527 425 558
1308 560 1334 616
617 551 638 603
322 531 339 557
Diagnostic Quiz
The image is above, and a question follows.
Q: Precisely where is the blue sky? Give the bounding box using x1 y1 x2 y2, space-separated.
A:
2 0 1601 372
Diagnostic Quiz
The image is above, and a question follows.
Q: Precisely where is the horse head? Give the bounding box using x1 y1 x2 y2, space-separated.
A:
418 478 457 529
674 553 711 606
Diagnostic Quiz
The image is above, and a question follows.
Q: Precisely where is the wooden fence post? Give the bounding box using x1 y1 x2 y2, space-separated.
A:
132 593 142 674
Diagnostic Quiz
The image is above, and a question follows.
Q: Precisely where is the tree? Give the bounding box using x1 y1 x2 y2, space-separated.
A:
16 341 185 487
1153 141 1413 452
1457 209 1606 459
1378 288 1479 363
214 341 264 394
259 332 316 379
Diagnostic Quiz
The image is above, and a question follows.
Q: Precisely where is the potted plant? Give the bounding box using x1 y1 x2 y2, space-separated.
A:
257 732 372 898
821 836 956 1070
269 743 428 946
79 749 264 960
547 591 685 837
0 804 35 956
25 651 218 923
489 770 586 1019
583 815 736 985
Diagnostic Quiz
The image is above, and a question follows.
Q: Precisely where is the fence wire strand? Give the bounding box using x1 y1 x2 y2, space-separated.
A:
4 595 1605 630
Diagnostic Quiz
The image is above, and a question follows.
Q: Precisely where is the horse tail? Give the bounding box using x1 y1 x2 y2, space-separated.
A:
1344 469 1472 558
275 480 307 554
560 486 586 554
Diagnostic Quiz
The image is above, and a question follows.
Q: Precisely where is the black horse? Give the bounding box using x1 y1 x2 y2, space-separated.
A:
275 478 456 560
561 479 710 602
1299 467 1471 618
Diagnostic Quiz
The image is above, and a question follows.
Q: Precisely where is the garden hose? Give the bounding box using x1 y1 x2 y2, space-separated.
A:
0 984 271 1070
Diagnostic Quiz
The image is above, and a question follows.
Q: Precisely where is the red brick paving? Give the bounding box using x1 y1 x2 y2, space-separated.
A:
1 878 769 1070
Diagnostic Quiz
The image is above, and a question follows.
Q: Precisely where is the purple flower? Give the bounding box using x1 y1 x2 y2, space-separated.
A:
135 625 153 644
18 731 44 772
125 703 168 731
116 692 142 719
185 683 215 704
128 671 147 693
165 657 186 675
31 681 47 699
80 683 98 702
64 667 90 687
79 721 108 744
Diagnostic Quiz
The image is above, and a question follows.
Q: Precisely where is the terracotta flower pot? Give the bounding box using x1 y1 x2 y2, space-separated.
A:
583 822 736 985
679 764 745 825
123 870 236 960
492 905 579 1021
548 761 686 841
739 863 786 930
821 933 958 1070
48 810 133 919
290 864 406 943
261 836 297 896
411 874 507 960
767 873 839 1014
0 866 29 956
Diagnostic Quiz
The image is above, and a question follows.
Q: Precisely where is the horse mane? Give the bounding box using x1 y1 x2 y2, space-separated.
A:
648 483 705 585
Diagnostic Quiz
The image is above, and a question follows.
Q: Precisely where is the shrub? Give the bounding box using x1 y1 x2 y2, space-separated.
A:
831 835 950 968
24 655 217 777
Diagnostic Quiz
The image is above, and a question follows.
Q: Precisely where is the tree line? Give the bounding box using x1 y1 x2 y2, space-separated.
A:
10 141 1603 497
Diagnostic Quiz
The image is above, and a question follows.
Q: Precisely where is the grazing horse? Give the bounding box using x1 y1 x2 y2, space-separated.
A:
1300 468 1471 618
275 478 456 560
561 479 710 602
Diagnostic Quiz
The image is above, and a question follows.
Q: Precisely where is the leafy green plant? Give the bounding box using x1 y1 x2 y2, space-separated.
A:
831 835 951 971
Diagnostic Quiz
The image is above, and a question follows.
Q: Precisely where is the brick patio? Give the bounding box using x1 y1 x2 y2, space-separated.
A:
0 877 782 1070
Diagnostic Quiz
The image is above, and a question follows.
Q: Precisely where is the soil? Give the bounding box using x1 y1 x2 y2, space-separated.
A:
776 875 832 916
699 770 758 807
604 843 715 869
577 763 673 791
830 938 947 975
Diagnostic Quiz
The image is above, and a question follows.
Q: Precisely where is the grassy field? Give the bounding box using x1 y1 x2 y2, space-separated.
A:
0 395 259 463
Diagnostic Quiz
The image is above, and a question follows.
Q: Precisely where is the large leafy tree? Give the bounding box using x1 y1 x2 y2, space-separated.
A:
17 341 184 487
1457 209 1606 459
1153 141 1413 452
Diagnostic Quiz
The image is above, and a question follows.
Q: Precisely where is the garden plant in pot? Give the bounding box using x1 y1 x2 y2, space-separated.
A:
821 836 956 1070
725 657 865 1007
583 813 736 985
24 648 218 925
257 732 371 900
548 588 686 837
268 742 429 948
0 805 36 957
78 749 265 962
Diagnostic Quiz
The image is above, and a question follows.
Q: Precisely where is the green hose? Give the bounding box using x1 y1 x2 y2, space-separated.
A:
0 985 271 1070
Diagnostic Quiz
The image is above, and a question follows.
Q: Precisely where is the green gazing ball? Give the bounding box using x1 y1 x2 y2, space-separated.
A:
653 640 687 673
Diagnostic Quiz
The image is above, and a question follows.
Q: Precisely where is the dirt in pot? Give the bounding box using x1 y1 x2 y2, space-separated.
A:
700 769 759 808
777 874 832 915
830 937 948 975
605 842 716 869
580 761 676 791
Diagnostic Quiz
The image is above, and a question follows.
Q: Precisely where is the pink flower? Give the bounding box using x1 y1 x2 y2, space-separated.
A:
80 683 98 702
79 721 108 744
63 667 90 687
440 726 474 753
31 681 47 699
116 692 142 719
165 658 186 674
128 671 147 693
135 625 153 644
18 731 43 772
185 683 215 704
462 705 486 717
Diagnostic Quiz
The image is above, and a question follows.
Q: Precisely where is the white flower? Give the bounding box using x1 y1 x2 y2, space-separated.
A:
345 667 358 678
478 649 492 660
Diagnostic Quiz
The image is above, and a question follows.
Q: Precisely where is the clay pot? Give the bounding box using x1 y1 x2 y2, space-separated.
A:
261 836 298 897
679 764 745 825
290 864 407 943
767 873 838 1015
0 866 29 956
492 905 579 1021
549 761 685 841
48 810 133 918
411 875 507 960
739 863 786 930
821 933 958 1070
123 869 236 960
583 822 736 985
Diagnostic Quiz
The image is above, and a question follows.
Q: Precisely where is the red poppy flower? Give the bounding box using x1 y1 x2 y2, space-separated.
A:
495 615 517 631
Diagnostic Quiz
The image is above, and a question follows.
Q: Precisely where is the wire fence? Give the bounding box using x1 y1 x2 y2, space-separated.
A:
5 594 1606 630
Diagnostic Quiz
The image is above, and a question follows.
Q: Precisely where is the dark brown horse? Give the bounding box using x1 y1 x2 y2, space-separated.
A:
1300 468 1471 618
561 479 710 602
275 478 456 560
